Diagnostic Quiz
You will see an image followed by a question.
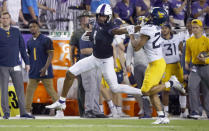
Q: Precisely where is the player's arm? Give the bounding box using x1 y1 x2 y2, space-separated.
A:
130 34 149 51
112 44 118 68
111 25 141 35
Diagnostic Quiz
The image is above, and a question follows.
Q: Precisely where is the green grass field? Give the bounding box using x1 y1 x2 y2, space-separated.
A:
0 118 208 131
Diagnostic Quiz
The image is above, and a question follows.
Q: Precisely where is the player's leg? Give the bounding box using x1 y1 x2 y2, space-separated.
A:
46 55 97 109
133 64 145 116
141 58 169 124
25 79 39 112
100 78 118 117
175 63 188 118
76 75 85 117
161 64 172 116
102 57 142 95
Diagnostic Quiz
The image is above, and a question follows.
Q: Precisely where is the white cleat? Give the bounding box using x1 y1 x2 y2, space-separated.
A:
45 100 66 110
164 111 169 117
180 112 188 118
110 107 120 118
118 111 129 117
169 76 185 94
152 117 170 124
55 110 64 118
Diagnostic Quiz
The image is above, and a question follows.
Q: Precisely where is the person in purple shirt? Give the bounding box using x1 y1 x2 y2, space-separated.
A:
84 0 110 13
135 0 156 17
169 0 187 28
114 0 135 24
191 0 209 26
153 0 171 16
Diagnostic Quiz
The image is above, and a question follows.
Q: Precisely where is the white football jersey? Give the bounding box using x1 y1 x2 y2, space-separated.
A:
112 34 126 46
140 24 163 63
161 34 182 64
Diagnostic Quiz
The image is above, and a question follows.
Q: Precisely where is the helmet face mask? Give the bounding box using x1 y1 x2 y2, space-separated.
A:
150 7 168 26
96 4 112 25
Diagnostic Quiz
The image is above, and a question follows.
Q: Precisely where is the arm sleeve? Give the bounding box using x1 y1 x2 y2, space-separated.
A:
185 40 191 63
126 42 134 66
19 31 29 65
108 24 120 36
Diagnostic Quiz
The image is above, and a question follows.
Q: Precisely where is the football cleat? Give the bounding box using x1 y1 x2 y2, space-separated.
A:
55 110 64 118
169 75 185 94
152 117 170 124
110 106 120 118
45 100 66 110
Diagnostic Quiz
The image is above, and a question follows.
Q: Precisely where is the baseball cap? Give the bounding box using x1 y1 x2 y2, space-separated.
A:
191 19 203 27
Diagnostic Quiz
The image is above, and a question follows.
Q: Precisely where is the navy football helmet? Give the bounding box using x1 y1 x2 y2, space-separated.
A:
96 4 112 24
151 7 168 25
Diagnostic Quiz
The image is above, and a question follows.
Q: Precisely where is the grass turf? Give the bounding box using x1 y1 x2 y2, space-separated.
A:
0 118 208 131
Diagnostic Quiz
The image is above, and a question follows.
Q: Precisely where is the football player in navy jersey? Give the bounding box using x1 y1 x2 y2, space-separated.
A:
46 4 142 116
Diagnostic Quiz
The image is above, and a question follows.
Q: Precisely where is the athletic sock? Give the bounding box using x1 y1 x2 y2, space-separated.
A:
59 96 66 103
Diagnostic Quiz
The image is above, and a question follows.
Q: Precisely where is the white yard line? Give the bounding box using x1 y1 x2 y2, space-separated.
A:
0 124 181 128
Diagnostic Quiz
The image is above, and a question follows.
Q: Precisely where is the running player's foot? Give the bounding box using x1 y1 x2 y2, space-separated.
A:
55 110 64 118
110 106 120 118
45 100 66 110
152 116 170 124
169 75 185 94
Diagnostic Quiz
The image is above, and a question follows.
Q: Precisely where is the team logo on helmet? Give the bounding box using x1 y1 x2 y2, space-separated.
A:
158 11 164 19
151 7 168 25
96 4 112 25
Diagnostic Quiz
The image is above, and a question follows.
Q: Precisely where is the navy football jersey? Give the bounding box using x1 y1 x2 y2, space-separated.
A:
27 34 54 78
92 22 119 58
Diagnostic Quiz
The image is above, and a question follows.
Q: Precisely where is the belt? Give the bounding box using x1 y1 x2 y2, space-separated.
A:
193 64 208 67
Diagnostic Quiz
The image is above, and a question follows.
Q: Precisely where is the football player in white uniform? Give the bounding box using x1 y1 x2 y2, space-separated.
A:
128 7 185 124
161 24 187 118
